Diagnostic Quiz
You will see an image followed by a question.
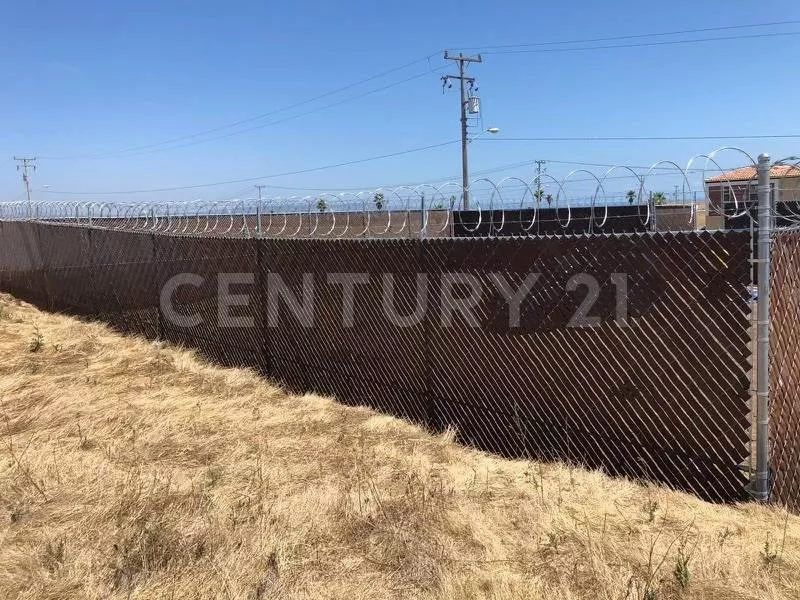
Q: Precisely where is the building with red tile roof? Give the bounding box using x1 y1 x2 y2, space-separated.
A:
704 163 800 227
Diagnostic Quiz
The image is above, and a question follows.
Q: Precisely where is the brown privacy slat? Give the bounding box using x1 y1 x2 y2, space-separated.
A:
89 229 160 338
0 222 756 503
422 235 752 501
770 231 800 512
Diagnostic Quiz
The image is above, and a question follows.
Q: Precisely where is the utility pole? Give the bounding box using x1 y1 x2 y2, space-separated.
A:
254 184 266 237
14 157 37 218
534 160 547 204
442 51 482 210
255 184 265 200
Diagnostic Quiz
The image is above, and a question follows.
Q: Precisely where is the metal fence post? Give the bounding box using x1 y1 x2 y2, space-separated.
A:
153 233 164 342
420 194 427 239
256 197 262 238
755 152 772 502
649 190 656 232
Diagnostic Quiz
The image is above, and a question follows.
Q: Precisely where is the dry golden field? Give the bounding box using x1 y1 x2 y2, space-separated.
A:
0 293 798 600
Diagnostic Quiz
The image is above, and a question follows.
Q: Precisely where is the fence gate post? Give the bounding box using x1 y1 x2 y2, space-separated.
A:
754 152 772 502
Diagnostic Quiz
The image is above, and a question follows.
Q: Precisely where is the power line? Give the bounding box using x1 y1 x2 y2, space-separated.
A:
42 139 460 195
39 55 444 160
229 160 540 193
210 184 259 202
42 158 533 198
543 159 685 169
478 30 800 55
42 161 718 200
34 22 800 162
477 159 718 174
28 20 800 161
480 134 800 142
37 158 533 198
102 67 449 159
457 19 800 51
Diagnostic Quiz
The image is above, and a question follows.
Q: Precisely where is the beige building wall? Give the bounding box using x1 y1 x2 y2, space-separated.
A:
653 204 695 231
779 176 800 203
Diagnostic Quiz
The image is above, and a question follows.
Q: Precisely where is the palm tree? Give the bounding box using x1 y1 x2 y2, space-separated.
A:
651 191 667 206
316 198 328 213
373 192 385 210
545 193 553 207
626 190 637 205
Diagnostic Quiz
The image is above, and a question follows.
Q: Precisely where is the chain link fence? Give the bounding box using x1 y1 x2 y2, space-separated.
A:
770 229 800 511
5 149 800 509
0 220 756 503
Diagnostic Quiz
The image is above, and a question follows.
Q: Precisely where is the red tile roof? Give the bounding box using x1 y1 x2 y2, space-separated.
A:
705 165 800 183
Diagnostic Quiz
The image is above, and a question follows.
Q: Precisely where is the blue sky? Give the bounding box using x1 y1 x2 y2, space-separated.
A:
1 0 799 204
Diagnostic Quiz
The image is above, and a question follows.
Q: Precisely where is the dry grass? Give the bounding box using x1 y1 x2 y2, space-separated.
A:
0 293 798 600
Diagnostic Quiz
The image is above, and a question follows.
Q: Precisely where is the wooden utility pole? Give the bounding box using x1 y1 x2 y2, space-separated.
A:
442 51 482 210
13 157 37 217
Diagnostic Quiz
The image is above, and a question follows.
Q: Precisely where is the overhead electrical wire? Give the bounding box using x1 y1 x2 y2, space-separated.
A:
74 67 449 159
26 15 800 202
456 18 800 51
481 134 800 142
37 170 711 203
40 156 724 199
39 54 444 160
476 30 800 55
235 169 707 195
33 20 800 161
220 160 542 193
33 137 776 197
42 139 460 195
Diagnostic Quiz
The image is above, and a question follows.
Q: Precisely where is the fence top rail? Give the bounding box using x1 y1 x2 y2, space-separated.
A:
0 216 754 243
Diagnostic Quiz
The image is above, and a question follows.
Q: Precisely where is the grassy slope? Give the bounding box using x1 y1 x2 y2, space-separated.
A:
0 293 798 600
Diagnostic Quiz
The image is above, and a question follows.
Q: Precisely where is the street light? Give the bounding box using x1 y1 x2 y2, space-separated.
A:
469 127 501 143
462 127 501 210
